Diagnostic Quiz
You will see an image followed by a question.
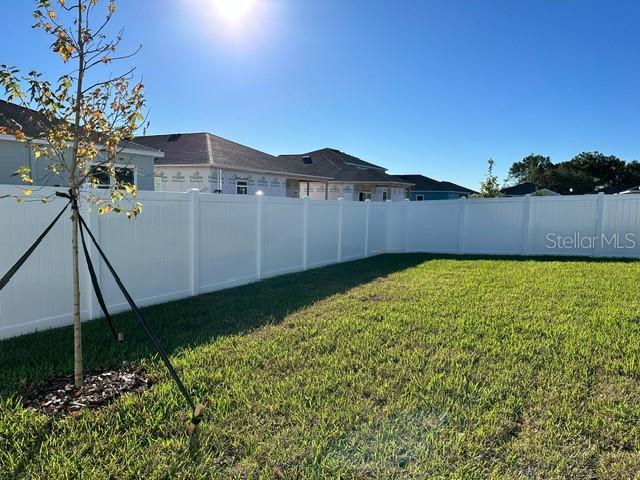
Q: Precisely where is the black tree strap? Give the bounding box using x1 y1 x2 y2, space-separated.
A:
0 201 70 291
77 216 119 341
77 212 197 413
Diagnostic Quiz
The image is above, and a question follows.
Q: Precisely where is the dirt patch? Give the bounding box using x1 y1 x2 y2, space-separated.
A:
23 366 152 417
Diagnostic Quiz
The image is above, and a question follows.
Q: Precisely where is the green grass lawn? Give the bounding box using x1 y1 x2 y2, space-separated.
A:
2 254 640 479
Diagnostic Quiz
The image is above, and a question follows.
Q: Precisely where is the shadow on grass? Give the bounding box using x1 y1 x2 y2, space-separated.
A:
0 254 431 396
1 252 635 396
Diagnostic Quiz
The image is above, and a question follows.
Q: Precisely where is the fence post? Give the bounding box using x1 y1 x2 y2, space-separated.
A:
402 198 410 253
364 199 371 257
256 191 264 279
385 200 392 253
521 195 532 255
84 204 100 320
188 189 200 296
302 195 309 270
337 197 344 262
594 192 606 257
457 196 467 254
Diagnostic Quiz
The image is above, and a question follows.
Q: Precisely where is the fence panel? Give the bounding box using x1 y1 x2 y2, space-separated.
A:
262 197 305 277
405 200 460 253
463 198 526 255
367 202 388 256
307 200 340 268
97 191 192 312
600 195 640 258
5 186 640 339
198 194 258 293
386 202 406 252
0 186 74 337
341 201 367 261
527 195 599 256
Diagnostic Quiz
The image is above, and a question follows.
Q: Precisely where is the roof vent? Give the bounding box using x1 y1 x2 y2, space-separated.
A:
167 134 182 142
302 155 313 165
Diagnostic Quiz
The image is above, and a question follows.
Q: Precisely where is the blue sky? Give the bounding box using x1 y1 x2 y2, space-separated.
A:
4 1 640 188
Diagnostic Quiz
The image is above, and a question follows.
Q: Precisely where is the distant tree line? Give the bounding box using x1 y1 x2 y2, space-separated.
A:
507 152 640 195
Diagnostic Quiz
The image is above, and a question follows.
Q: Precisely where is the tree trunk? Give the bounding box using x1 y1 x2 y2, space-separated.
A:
71 0 85 389
71 189 83 388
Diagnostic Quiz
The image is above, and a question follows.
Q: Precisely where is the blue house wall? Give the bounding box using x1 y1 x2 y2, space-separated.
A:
410 191 470 201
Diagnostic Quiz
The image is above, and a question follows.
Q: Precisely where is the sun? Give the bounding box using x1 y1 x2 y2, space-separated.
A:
214 0 255 20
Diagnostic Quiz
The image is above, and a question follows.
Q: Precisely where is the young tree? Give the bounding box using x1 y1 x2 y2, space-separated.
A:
0 0 146 387
478 158 501 198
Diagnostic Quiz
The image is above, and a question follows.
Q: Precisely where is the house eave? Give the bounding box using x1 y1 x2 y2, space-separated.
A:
411 189 474 194
0 134 164 158
338 180 414 187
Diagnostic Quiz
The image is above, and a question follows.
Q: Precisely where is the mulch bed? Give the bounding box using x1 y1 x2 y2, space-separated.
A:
23 366 153 417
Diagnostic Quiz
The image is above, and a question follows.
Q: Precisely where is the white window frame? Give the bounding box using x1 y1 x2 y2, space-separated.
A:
236 179 248 195
382 191 388 201
358 191 372 202
88 163 137 190
416 194 424 201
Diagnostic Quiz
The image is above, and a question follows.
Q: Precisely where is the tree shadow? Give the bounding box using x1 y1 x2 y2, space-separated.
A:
1 252 634 396
0 254 429 396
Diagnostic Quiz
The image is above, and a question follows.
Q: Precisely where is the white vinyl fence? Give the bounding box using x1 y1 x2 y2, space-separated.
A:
2 185 640 338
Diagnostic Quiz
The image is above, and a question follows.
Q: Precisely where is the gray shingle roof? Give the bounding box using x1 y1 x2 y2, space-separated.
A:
500 182 538 196
0 100 162 155
395 174 476 193
134 133 333 179
278 149 413 185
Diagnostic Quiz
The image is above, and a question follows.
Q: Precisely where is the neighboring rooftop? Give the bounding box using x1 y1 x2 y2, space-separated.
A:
394 174 476 194
500 182 560 196
500 182 539 196
598 184 640 195
0 100 161 155
278 148 413 185
135 133 333 179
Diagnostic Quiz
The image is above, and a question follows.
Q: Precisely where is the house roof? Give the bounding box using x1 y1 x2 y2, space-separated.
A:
134 133 333 180
0 100 161 155
599 184 640 195
394 174 476 193
499 182 561 196
277 148 413 185
500 182 538 196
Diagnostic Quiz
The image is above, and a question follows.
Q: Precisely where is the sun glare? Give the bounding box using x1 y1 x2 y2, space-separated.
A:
214 0 255 20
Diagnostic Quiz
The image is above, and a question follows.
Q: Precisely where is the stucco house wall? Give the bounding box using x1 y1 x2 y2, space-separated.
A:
410 191 470 201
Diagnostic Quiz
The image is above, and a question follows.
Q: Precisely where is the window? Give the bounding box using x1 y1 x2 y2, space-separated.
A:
382 191 388 201
89 165 135 189
302 155 313 165
416 195 424 201
236 179 248 195
358 191 372 202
